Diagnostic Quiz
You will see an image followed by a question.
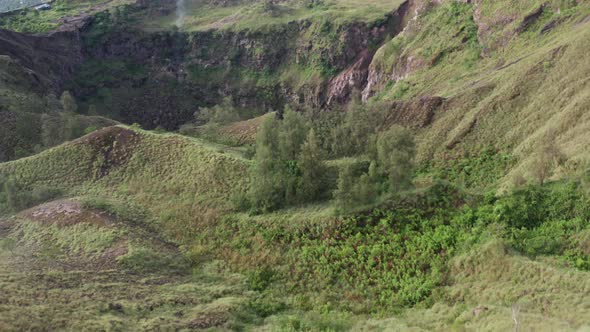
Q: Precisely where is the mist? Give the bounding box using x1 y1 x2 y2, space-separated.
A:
175 0 186 27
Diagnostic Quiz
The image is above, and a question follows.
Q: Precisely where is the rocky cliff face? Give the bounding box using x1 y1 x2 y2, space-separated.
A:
69 0 412 129
0 28 83 93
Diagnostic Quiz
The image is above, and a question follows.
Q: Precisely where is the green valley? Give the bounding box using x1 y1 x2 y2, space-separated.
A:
1 0 590 331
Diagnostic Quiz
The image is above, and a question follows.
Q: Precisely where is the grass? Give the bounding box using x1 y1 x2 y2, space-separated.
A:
2 123 590 330
139 0 407 32
2 1 590 330
363 1 590 191
0 0 135 33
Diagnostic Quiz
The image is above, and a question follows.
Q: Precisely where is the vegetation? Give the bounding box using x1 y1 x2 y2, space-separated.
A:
0 0 134 33
138 0 407 32
2 0 590 330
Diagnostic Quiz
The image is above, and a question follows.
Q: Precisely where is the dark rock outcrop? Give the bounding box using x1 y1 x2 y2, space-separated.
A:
0 28 83 93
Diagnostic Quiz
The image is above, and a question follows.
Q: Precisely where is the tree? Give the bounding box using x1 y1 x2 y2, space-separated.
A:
279 106 309 161
334 164 356 210
60 91 78 114
376 125 415 193
249 116 284 212
330 97 379 157
298 129 327 202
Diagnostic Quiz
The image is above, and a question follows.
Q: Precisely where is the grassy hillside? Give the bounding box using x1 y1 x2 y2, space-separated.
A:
2 125 590 330
366 0 590 188
0 198 253 330
2 0 590 330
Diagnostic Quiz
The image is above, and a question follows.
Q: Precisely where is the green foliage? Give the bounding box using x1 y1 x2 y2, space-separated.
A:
196 97 241 125
419 147 515 189
376 125 415 192
292 179 590 313
334 163 378 212
248 109 329 211
297 129 328 203
296 184 463 310
246 267 276 291
334 126 415 212
0 175 61 215
329 98 379 157
279 106 310 160
60 91 78 114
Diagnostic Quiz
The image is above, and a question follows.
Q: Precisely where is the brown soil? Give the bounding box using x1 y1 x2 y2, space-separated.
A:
21 199 116 227
381 96 446 129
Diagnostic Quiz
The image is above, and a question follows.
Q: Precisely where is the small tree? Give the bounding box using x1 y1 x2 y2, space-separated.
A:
298 129 327 202
60 91 78 114
249 116 284 212
334 164 356 211
279 106 309 161
196 97 240 125
331 98 379 157
376 125 416 193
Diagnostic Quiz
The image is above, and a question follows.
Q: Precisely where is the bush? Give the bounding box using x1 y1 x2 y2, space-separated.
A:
246 267 276 291
196 97 240 125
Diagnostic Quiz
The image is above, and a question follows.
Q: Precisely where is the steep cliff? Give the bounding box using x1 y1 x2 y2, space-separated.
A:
64 0 412 129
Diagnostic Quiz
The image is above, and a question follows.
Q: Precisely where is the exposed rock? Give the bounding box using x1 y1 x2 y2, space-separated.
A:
516 4 547 34
0 28 83 92
362 0 434 102
326 49 373 106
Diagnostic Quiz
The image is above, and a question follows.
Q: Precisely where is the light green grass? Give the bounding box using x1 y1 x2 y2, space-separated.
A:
140 0 407 32
0 0 135 33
